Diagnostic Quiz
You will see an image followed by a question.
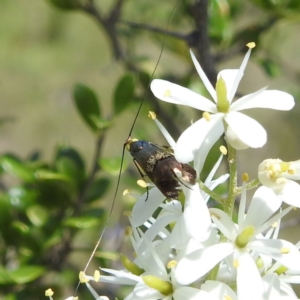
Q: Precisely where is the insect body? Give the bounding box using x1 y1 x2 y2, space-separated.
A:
126 138 197 199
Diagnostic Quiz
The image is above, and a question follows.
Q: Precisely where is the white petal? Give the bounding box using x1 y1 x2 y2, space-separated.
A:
248 239 300 271
236 252 265 300
150 79 217 112
174 287 211 300
210 208 237 241
153 118 176 149
201 280 237 300
218 69 240 103
225 111 267 148
183 184 211 242
131 187 166 227
231 90 294 111
227 46 253 102
243 186 281 229
175 243 234 284
277 180 300 207
190 50 217 102
175 113 223 168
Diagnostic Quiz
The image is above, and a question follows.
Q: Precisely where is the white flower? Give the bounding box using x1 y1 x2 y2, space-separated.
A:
174 186 300 300
150 43 294 170
258 158 300 207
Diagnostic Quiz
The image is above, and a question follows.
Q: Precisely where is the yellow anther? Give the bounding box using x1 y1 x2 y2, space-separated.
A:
79 271 89 283
203 111 211 121
123 189 130 196
148 111 156 120
123 211 132 217
225 296 233 300
271 222 278 228
125 226 133 236
280 247 290 254
45 289 54 297
246 42 256 49
137 179 147 188
167 260 177 269
242 173 249 183
233 259 239 268
220 145 227 155
94 270 100 282
164 89 171 97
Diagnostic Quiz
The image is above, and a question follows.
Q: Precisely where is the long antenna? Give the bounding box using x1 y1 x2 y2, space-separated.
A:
76 0 181 292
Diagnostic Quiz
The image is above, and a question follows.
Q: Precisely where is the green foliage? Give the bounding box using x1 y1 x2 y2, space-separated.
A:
73 83 102 132
113 73 135 115
47 0 82 10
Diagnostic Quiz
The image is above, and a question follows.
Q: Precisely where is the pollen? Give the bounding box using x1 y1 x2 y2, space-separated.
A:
94 270 100 282
164 89 171 97
280 247 290 254
271 221 278 228
233 259 239 268
246 42 256 49
137 179 148 188
125 226 133 236
123 189 130 196
203 111 211 121
45 289 54 297
242 173 249 182
167 260 178 269
148 111 156 120
79 271 89 283
224 296 233 300
220 145 227 155
123 210 132 217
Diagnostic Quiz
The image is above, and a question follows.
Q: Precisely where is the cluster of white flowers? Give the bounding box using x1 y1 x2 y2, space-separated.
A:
47 43 300 300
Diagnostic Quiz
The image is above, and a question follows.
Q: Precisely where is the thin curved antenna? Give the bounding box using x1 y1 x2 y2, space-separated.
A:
76 0 181 294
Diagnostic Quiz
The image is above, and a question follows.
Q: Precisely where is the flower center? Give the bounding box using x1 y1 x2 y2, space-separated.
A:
216 76 230 113
235 225 255 248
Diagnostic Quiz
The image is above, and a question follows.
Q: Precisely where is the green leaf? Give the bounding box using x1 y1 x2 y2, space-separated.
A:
0 154 35 182
73 83 101 132
87 177 111 202
9 266 45 284
26 205 49 227
8 186 38 209
64 216 99 229
113 73 135 115
47 0 82 10
99 157 128 176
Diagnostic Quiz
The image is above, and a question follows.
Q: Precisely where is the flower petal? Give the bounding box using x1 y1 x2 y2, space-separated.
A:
201 280 237 300
190 50 216 102
174 287 211 300
277 180 300 207
150 79 217 112
131 187 166 227
175 243 234 285
183 184 211 242
231 90 294 112
175 113 223 169
225 111 267 148
243 186 281 229
248 239 300 271
236 252 265 300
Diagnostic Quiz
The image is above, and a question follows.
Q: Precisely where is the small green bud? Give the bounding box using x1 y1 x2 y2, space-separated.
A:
142 275 173 296
120 254 144 276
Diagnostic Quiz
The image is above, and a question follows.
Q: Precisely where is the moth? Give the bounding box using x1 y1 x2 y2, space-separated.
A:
125 138 196 199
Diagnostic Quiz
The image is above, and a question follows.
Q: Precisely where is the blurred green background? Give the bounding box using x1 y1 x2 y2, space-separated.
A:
1 0 300 298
